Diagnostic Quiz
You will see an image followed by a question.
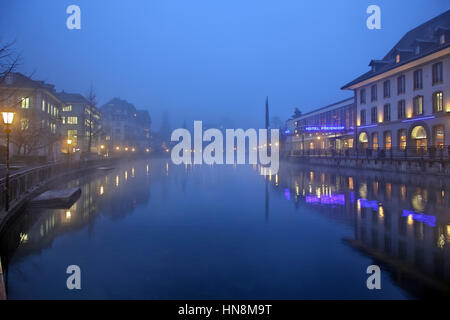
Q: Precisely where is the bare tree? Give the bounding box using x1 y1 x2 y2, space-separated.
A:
86 84 103 153
9 109 61 156
0 40 19 85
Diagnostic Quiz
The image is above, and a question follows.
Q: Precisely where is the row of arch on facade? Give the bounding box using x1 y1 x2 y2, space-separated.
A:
358 122 445 151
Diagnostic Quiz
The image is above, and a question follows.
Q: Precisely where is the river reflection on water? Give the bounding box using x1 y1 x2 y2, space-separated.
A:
0 158 449 299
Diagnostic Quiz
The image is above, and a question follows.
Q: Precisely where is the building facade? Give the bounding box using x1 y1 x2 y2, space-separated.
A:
285 97 356 155
101 98 151 153
342 10 450 157
58 91 102 154
0 73 62 161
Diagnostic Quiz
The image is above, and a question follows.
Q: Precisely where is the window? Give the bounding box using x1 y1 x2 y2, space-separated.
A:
397 100 406 119
384 131 392 151
360 88 366 104
433 125 444 148
372 133 378 150
413 69 423 90
398 129 407 150
62 105 72 112
67 116 78 124
371 107 377 124
371 85 377 101
432 62 443 85
360 110 366 125
433 91 443 113
415 46 420 55
441 34 446 45
42 99 46 112
383 104 391 122
67 130 78 144
20 119 29 130
396 54 400 63
397 75 405 94
21 97 30 109
383 80 390 98
61 116 66 124
413 96 423 115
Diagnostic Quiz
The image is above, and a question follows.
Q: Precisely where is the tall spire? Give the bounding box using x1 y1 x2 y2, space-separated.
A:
265 96 269 130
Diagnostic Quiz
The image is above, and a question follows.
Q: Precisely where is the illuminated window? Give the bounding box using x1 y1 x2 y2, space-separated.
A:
67 116 78 124
42 99 46 111
398 129 407 150
68 130 78 144
20 118 29 130
433 125 444 148
372 132 378 150
413 96 423 115
440 34 445 45
396 54 400 63
384 131 392 150
433 91 443 113
62 105 72 112
21 97 30 109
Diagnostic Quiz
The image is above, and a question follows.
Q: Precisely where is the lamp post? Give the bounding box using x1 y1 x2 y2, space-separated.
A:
67 138 72 162
2 111 15 211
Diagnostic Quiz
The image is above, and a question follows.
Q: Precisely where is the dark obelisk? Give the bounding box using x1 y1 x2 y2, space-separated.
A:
265 96 270 222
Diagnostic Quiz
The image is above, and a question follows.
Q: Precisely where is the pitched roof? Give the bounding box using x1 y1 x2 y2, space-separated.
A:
57 91 90 104
100 97 137 115
342 10 450 89
0 72 57 92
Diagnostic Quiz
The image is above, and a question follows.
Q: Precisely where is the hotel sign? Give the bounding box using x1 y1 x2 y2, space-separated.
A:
304 125 346 132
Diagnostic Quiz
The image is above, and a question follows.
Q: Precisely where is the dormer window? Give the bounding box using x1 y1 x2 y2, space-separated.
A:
5 74 13 84
440 34 445 45
396 54 400 63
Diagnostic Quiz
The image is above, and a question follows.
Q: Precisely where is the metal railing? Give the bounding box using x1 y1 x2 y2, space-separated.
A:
289 145 450 162
0 158 111 213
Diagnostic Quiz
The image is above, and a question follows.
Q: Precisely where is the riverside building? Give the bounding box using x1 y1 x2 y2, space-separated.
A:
342 10 450 157
285 97 356 155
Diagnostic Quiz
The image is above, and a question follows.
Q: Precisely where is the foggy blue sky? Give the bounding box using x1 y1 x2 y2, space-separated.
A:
1 0 449 130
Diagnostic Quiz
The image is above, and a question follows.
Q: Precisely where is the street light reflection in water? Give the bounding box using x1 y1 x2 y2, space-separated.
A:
0 159 449 299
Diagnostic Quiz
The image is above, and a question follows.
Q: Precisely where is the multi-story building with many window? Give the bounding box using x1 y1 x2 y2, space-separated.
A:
342 10 450 156
285 97 356 155
0 73 62 161
101 98 151 153
58 91 102 154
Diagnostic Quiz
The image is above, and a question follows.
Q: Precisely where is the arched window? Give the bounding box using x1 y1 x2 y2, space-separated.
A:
359 132 368 149
411 125 427 151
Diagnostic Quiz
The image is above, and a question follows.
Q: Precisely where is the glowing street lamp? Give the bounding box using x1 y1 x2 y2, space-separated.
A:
2 111 15 211
66 138 73 161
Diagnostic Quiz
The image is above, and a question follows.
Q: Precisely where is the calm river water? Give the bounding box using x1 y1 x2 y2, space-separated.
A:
1 158 449 299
